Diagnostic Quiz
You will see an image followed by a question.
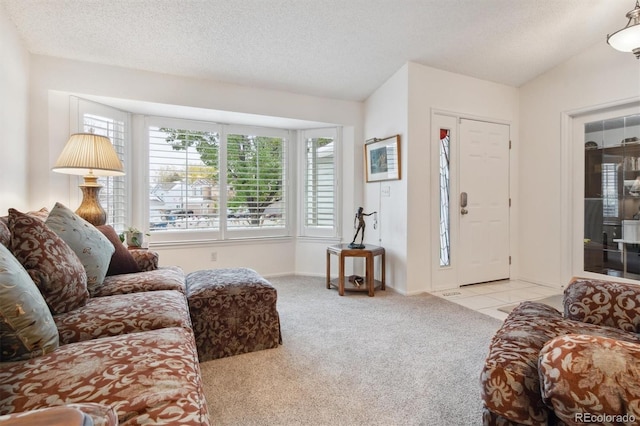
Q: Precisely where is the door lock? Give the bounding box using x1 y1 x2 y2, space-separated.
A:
460 192 468 215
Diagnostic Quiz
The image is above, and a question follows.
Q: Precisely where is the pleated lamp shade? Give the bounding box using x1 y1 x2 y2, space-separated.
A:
52 133 124 176
52 133 125 226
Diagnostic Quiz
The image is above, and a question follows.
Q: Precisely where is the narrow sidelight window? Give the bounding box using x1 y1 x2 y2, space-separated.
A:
439 129 451 267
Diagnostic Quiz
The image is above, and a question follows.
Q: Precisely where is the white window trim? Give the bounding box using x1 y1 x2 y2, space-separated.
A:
68 97 342 246
145 117 292 244
223 124 292 240
71 96 132 232
298 127 341 238
145 116 222 244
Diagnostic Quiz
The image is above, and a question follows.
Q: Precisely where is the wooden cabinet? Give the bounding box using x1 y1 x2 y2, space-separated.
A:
584 136 640 278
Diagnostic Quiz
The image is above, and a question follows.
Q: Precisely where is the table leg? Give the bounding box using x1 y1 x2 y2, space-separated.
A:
338 253 345 296
326 250 331 289
366 254 374 297
381 252 386 290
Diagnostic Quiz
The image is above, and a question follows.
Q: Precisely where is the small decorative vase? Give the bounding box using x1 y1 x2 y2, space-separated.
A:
126 231 144 248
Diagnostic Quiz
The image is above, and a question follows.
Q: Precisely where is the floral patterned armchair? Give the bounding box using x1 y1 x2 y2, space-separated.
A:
481 277 640 426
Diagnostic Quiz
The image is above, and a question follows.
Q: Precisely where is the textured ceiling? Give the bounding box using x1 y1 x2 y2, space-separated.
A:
1 0 634 101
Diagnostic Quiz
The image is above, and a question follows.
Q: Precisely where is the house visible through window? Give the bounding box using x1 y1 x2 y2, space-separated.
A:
147 119 290 240
148 125 221 232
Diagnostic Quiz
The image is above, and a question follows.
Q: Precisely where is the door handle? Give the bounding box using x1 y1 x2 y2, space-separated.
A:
461 208 469 215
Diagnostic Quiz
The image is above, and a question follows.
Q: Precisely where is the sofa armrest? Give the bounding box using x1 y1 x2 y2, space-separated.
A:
564 277 640 333
539 334 640 426
129 249 159 272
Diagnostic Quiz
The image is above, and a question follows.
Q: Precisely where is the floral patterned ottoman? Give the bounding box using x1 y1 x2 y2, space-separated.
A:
186 268 282 362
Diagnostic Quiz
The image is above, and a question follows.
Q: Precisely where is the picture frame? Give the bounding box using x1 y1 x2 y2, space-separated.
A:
365 135 401 182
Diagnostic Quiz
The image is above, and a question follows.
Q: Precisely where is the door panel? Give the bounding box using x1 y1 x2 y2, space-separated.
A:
458 119 510 285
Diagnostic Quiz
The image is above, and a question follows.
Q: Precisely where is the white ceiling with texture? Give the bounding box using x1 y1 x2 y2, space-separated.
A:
1 0 635 101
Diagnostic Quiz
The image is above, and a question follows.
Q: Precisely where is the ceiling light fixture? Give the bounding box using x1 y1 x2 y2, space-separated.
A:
607 0 640 58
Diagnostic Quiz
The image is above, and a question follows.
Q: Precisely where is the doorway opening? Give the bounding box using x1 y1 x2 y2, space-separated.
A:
565 100 640 284
583 113 640 280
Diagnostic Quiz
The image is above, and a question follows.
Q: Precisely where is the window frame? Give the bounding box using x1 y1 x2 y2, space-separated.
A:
223 124 292 240
71 97 131 233
70 97 342 246
145 116 222 244
299 127 341 238
145 117 292 244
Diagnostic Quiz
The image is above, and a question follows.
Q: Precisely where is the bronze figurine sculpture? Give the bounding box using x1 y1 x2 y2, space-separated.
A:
349 207 377 249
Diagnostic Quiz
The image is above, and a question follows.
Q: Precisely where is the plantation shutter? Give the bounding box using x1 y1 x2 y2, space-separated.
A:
602 163 619 218
76 98 129 232
301 128 338 237
147 121 220 232
225 127 288 234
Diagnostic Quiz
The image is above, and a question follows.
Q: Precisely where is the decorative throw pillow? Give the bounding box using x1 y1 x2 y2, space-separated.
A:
0 244 59 361
0 218 9 248
96 225 141 276
0 208 48 248
8 208 89 314
26 207 49 222
46 203 115 295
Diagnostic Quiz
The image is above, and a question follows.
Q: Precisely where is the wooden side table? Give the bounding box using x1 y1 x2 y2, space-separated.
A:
326 244 385 297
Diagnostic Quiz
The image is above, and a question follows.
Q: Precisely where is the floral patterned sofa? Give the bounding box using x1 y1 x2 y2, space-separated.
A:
481 277 640 426
0 205 210 425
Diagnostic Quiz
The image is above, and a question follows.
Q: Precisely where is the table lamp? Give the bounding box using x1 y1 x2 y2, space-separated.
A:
52 132 125 226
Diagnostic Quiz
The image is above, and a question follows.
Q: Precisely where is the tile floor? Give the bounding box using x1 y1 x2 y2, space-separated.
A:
430 279 564 321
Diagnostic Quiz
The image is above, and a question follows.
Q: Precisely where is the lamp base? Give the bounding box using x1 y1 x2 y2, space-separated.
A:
76 176 106 226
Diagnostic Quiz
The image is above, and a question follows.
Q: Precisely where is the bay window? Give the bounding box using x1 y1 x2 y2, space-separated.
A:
71 97 340 244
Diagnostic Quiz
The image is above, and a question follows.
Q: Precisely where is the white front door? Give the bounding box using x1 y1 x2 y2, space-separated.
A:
458 119 510 285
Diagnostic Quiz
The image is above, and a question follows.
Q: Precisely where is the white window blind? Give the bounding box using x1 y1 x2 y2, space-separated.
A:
301 128 338 237
226 129 288 234
602 163 619 217
76 99 129 232
148 120 289 241
148 124 220 232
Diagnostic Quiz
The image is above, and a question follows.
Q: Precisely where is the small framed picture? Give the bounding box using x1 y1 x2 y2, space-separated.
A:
365 135 401 182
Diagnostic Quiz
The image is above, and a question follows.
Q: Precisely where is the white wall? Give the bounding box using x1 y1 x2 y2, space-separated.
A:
364 65 409 293
406 63 519 294
27 55 364 275
519 41 640 288
364 62 519 295
0 6 30 213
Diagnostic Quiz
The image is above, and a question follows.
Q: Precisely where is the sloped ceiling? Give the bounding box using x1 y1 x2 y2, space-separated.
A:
1 0 635 101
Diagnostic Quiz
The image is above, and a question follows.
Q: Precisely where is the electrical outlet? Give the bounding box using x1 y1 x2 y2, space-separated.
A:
210 252 217 262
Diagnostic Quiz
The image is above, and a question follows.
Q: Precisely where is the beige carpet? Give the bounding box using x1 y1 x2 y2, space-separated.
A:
199 275 502 425
497 294 564 314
